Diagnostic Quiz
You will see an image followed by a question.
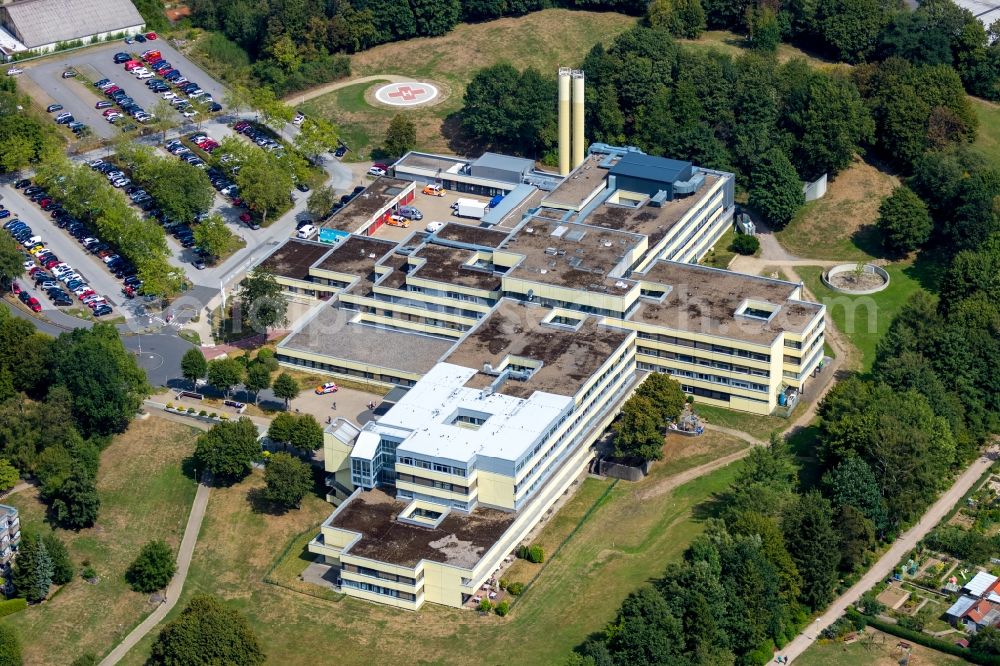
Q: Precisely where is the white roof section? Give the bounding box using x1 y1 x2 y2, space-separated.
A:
352 431 380 461
953 0 1000 30
947 594 979 618
375 363 572 465
966 571 998 596
1 0 144 48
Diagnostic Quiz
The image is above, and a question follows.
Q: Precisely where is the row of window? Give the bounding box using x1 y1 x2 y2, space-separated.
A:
397 472 472 496
343 579 417 601
276 354 417 387
667 368 768 393
636 346 770 377
663 188 724 260
635 331 771 362
343 563 419 586
398 456 469 478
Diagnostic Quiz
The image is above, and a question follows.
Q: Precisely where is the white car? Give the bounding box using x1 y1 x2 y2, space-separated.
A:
296 224 316 239
136 72 153 80
293 112 305 125
425 221 445 233
368 167 386 177
162 92 176 100
6 68 23 76
182 109 198 118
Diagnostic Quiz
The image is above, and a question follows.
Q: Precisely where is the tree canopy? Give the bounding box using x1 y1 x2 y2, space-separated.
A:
148 595 265 665
263 452 313 509
125 540 177 593
194 418 261 483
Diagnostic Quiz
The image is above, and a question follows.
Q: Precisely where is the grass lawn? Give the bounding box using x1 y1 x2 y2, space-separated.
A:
797 260 936 373
301 10 637 160
700 225 739 269
679 30 837 67
3 417 199 665
693 403 791 441
798 627 961 666
775 158 899 262
120 444 744 665
972 98 1000 167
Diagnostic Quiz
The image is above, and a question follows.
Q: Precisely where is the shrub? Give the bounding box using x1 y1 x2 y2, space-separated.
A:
477 598 492 612
507 581 525 596
166 402 174 410
187 407 196 414
731 233 760 255
0 598 27 618
495 600 510 616
498 578 508 590
81 566 96 580
199 410 207 417
125 540 176 593
220 414 229 420
210 412 217 418
527 545 544 563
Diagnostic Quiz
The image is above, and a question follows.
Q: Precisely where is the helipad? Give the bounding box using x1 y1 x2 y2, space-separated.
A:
374 81 439 107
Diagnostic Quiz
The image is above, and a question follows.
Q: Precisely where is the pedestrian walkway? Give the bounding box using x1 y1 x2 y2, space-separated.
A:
99 470 213 665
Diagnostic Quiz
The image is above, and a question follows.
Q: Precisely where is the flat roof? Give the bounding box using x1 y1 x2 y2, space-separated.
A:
313 235 396 277
258 239 331 281
501 216 641 293
331 488 515 568
444 300 631 398
583 174 720 247
281 306 454 375
472 152 534 174
543 155 608 208
433 223 511 248
396 152 467 172
632 261 822 345
323 178 411 232
410 245 501 291
610 153 692 184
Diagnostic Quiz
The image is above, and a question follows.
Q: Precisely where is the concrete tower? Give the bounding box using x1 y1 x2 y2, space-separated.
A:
558 67 571 176
571 70 585 169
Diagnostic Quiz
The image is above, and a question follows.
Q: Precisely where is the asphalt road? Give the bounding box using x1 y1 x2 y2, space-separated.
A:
784 449 998 662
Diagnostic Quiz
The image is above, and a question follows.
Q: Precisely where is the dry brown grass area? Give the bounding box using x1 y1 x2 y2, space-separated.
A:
4 417 199 665
776 158 899 261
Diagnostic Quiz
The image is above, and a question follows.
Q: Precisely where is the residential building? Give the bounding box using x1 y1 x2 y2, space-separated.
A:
946 571 1000 633
0 504 20 567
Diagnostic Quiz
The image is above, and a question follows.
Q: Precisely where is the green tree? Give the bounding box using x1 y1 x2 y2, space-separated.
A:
462 63 556 157
746 5 780 51
292 117 339 159
267 412 297 446
0 458 18 492
51 324 150 437
384 113 416 157
635 373 687 426
193 213 239 259
235 149 293 226
877 185 933 257
271 372 300 410
12 532 53 603
194 417 260 483
816 0 894 63
731 234 759 255
70 655 97 666
0 625 21 666
207 357 244 399
410 0 459 36
821 456 889 535
263 452 313 509
290 414 324 453
238 267 288 333
748 148 804 229
180 348 208 390
726 510 802 605
835 504 874 572
46 466 100 529
146 160 214 224
244 363 272 405
41 532 73 585
125 540 176 593
0 234 23 288
648 0 705 39
614 394 664 462
783 490 840 610
148 595 265 665
150 100 178 142
306 185 338 219
970 626 1000 657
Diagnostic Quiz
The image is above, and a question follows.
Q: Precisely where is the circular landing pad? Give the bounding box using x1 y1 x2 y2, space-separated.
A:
374 81 440 107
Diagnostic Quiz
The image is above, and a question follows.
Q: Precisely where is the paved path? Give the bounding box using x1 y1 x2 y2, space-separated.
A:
283 74 410 107
0 481 33 499
783 449 997 663
99 469 213 666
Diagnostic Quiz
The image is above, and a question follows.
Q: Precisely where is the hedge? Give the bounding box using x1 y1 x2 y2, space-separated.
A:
0 598 27 618
848 610 1000 665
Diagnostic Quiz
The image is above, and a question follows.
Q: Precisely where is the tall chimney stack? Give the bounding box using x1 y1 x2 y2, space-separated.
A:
571 70 585 169
558 67 571 176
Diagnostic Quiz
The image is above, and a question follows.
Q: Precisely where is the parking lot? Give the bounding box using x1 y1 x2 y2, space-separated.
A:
24 40 228 141
369 187 493 242
1 183 123 313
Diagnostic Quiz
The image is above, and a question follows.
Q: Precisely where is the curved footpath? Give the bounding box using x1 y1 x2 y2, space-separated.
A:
283 74 411 107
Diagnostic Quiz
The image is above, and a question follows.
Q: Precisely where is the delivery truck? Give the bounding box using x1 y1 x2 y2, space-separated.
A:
453 198 487 220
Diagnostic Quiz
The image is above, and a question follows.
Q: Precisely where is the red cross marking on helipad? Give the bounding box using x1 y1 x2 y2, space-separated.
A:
387 85 427 101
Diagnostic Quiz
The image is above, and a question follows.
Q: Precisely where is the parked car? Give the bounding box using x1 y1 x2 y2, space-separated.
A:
46 103 63 112
315 382 339 395
62 70 77 78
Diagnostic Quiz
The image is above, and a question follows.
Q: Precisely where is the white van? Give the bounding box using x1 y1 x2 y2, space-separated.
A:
296 224 316 239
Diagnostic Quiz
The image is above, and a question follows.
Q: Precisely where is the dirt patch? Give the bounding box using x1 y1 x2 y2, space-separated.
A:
827 269 887 291
776 158 899 261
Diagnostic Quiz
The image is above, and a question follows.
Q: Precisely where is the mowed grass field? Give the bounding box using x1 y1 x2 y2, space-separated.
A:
776 158 900 262
120 437 746 666
2 417 199 665
300 10 638 159
972 98 1000 166
797 260 938 373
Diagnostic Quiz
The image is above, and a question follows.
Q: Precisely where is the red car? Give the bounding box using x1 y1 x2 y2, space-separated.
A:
11 282 21 294
145 32 157 40
239 213 251 223
27 297 41 312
